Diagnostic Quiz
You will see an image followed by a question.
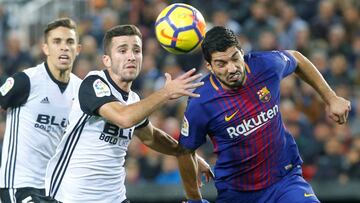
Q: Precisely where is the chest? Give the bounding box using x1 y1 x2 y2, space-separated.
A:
206 76 281 138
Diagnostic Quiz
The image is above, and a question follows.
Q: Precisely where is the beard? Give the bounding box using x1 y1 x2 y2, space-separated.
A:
216 72 246 90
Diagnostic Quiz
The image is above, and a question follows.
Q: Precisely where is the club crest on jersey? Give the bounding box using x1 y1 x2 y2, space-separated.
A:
0 77 14 96
93 79 111 97
257 86 271 102
181 116 189 137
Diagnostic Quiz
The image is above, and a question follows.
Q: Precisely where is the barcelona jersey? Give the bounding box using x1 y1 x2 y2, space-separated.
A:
179 50 303 191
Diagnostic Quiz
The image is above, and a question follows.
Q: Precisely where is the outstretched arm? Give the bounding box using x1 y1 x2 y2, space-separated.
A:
287 50 351 124
99 69 203 128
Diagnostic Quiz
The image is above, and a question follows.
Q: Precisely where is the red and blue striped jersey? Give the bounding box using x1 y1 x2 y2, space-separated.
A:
179 50 303 191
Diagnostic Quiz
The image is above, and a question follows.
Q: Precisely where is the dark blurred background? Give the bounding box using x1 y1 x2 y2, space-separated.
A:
0 0 360 202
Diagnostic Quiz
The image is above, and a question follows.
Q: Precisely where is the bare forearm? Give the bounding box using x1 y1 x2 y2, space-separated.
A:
177 153 202 200
290 50 336 104
100 89 171 128
142 127 181 155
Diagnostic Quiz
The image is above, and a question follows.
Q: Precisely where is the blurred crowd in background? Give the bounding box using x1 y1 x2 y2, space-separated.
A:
0 0 360 188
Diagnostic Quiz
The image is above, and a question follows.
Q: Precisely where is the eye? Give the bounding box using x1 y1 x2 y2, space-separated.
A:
134 48 141 54
118 49 126 54
53 39 61 44
216 62 225 68
67 40 75 45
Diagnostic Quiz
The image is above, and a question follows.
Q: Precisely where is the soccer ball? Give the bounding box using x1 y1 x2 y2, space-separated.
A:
155 3 206 54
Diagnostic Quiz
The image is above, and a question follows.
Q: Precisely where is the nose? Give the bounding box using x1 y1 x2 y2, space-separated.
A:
227 62 237 73
127 51 136 61
60 42 69 51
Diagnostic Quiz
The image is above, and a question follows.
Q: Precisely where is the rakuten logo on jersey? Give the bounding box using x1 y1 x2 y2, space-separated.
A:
227 105 279 138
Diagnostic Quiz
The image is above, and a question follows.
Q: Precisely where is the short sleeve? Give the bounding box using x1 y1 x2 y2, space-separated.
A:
269 51 297 79
78 75 118 116
178 99 208 150
279 51 297 78
0 72 30 109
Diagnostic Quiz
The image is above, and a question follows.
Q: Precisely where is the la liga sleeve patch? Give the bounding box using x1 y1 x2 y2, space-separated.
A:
181 116 189 137
0 77 14 96
93 79 111 97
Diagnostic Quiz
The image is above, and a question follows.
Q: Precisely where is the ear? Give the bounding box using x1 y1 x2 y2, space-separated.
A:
206 62 214 74
102 55 112 67
42 43 49 56
240 49 245 57
76 44 82 56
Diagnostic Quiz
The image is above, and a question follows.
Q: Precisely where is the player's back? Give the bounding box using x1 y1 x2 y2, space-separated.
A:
45 70 141 202
180 51 302 191
0 63 81 189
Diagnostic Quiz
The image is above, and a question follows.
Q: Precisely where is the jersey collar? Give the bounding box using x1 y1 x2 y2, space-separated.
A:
104 69 129 101
44 62 68 93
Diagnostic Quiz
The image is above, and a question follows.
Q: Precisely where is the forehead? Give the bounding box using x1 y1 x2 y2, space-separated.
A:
111 35 142 48
211 46 241 61
47 26 77 40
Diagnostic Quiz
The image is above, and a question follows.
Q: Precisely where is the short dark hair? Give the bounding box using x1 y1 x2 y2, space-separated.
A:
103 25 142 55
44 18 77 42
201 26 241 63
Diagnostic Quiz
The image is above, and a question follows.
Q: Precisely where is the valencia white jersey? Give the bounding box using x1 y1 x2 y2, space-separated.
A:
0 62 81 189
45 70 147 203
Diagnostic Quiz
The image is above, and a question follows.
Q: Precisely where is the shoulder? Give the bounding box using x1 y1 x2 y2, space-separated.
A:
187 75 214 108
81 71 108 86
246 51 294 62
70 73 83 85
23 63 44 78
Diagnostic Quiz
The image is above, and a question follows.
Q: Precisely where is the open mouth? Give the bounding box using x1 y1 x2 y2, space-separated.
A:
59 55 70 63
228 73 241 81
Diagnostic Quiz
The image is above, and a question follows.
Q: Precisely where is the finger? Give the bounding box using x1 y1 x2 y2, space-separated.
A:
184 82 204 89
178 68 196 79
183 73 203 83
338 115 345 125
186 92 201 98
329 114 339 122
209 169 215 179
197 176 203 188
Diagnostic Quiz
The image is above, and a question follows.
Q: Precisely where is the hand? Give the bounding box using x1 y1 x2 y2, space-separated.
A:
326 95 351 125
196 155 215 187
184 199 210 203
163 68 204 100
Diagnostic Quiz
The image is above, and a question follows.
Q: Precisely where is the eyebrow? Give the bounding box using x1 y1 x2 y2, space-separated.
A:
213 51 239 63
116 44 141 49
52 37 75 41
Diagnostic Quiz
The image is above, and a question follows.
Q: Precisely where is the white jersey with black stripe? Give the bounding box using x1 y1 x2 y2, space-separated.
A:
45 70 145 203
0 63 81 189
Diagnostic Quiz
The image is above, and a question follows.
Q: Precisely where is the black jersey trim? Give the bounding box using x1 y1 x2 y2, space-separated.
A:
0 72 30 109
104 70 129 101
135 118 149 129
49 114 90 198
3 107 20 188
44 62 69 93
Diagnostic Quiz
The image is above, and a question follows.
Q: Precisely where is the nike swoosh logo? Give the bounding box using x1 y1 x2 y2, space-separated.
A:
225 110 239 122
243 122 268 136
304 193 315 197
160 29 177 41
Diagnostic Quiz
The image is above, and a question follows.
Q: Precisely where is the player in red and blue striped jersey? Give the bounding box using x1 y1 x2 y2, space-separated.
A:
178 26 351 203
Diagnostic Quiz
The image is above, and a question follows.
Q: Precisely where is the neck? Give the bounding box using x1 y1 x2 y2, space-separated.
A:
108 68 131 92
47 61 71 83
